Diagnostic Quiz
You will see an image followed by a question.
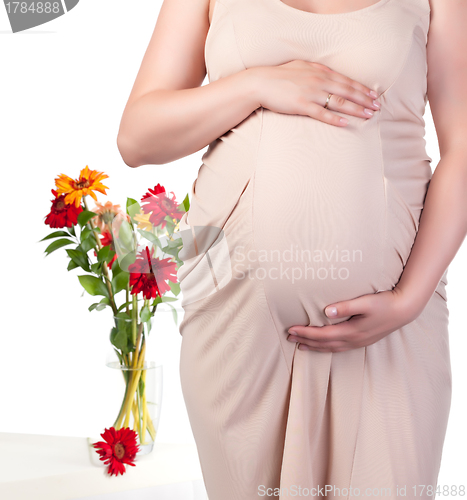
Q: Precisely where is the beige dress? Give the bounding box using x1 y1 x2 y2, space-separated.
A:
177 0 452 498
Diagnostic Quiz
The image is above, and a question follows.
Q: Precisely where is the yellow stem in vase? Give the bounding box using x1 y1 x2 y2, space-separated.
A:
132 398 142 440
132 323 144 369
146 404 156 441
122 340 146 428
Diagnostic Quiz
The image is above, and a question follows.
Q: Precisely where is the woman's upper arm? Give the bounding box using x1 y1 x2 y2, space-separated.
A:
426 0 467 157
123 0 211 110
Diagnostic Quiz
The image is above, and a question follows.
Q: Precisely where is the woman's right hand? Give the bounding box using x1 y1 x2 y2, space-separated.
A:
246 60 381 127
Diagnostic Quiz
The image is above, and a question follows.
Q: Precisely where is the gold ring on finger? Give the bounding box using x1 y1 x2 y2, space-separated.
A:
324 93 333 109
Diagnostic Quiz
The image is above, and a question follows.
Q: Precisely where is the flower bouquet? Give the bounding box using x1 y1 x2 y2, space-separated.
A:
40 165 189 475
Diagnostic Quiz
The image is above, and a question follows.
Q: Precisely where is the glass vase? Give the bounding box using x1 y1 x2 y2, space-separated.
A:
105 315 163 455
88 311 163 466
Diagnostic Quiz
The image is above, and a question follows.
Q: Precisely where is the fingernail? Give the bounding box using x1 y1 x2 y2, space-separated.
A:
370 90 378 98
373 100 381 109
298 344 311 351
288 329 297 335
339 118 349 125
325 306 337 317
364 108 374 117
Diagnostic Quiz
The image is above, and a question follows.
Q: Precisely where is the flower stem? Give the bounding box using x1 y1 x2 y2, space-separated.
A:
131 294 138 364
126 283 130 315
113 365 131 428
119 340 146 429
132 323 144 369
83 196 118 315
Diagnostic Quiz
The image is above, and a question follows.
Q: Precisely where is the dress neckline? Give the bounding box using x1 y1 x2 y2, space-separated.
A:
274 0 391 17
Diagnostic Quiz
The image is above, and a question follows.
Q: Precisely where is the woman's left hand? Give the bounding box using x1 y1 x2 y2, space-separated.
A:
287 287 424 352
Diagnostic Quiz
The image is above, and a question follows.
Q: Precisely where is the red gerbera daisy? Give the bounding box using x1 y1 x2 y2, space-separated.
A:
93 230 118 267
140 184 184 229
44 189 83 228
128 245 178 299
92 427 140 477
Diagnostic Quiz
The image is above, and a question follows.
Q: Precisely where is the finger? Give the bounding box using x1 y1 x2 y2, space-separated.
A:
305 101 352 127
324 295 371 319
318 88 379 121
319 75 380 109
288 320 357 342
315 63 379 100
321 92 376 120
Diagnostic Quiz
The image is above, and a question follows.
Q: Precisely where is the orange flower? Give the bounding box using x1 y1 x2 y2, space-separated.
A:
54 165 109 208
91 200 130 232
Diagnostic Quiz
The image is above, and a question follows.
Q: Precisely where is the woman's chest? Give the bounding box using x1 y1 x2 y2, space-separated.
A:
205 0 430 95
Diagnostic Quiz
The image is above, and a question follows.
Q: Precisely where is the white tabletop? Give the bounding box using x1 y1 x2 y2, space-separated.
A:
0 433 208 500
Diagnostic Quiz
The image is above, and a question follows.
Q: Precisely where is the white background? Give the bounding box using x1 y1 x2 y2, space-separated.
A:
0 0 465 491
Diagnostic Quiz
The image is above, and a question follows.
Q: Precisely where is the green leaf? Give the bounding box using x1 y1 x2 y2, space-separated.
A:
110 326 132 355
140 304 152 323
115 311 132 321
39 231 72 242
161 295 178 302
116 301 131 313
181 193 190 212
164 216 175 234
68 225 76 237
160 246 179 258
44 238 75 255
138 229 162 249
110 312 136 355
67 259 79 271
91 262 103 274
80 226 93 243
78 275 109 298
88 297 109 312
118 219 135 248
111 258 122 277
66 248 90 272
96 297 111 311
166 237 181 248
112 271 129 295
78 210 98 228
169 280 180 296
80 236 96 254
97 245 111 263
117 251 137 273
165 302 178 326
151 296 163 307
105 250 116 265
127 198 142 219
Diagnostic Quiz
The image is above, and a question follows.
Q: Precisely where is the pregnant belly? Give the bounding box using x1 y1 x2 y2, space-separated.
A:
237 112 418 327
180 110 420 327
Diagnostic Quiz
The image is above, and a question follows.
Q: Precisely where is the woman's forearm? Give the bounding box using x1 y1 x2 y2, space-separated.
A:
117 69 260 167
395 148 467 315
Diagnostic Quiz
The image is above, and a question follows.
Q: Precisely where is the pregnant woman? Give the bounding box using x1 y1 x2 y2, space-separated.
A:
117 0 467 498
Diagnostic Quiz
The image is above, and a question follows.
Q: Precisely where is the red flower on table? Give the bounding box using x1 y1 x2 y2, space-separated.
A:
140 183 184 229
92 426 140 476
44 189 83 228
128 245 178 299
93 230 118 268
